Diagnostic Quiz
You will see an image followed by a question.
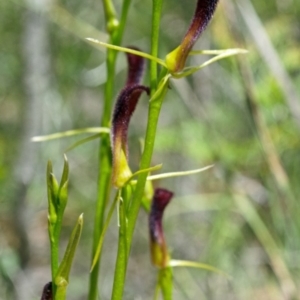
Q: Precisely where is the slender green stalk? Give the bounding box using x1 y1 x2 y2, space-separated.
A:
111 193 128 300
127 84 168 236
88 44 116 300
128 0 165 254
110 1 165 298
110 93 168 298
150 0 163 93
159 268 173 300
52 211 64 276
55 287 67 300
49 232 59 298
88 0 132 299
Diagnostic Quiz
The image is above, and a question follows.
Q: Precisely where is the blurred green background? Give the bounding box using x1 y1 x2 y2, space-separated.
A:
1 0 300 299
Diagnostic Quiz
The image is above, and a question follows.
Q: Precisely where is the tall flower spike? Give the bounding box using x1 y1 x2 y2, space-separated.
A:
149 188 174 268
111 48 149 188
166 0 219 73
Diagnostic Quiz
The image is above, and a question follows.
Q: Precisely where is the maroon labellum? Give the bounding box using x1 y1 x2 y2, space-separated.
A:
149 188 174 268
112 84 150 158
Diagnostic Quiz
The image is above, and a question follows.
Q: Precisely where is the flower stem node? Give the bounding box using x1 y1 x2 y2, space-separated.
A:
107 18 120 35
54 277 68 287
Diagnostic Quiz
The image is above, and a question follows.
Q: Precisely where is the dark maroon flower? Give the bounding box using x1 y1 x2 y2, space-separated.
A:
166 0 219 72
111 84 150 187
111 48 149 188
149 188 174 268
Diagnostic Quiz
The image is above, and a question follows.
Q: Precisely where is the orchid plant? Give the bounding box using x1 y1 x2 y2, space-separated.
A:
37 0 245 299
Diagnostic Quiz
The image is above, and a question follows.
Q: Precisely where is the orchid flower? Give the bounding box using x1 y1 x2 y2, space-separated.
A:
166 0 219 73
111 48 150 188
149 188 173 268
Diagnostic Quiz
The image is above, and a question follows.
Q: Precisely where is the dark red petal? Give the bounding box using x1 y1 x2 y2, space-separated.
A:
149 188 173 267
112 85 150 157
126 46 145 86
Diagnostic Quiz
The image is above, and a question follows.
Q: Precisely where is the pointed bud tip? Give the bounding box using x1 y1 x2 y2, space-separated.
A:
78 213 84 224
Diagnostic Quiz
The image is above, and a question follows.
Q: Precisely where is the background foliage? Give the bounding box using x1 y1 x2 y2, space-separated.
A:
1 0 300 299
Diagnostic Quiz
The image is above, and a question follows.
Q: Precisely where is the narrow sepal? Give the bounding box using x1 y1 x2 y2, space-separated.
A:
47 161 59 226
32 127 110 142
58 154 69 193
57 154 69 211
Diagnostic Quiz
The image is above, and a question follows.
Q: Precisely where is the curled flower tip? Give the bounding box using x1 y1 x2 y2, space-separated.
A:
166 0 219 73
126 46 145 86
111 85 150 188
40 282 52 300
149 188 174 268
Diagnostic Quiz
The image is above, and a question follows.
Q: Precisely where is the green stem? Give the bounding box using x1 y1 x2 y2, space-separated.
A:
55 286 67 300
49 228 58 296
111 192 128 300
49 228 57 278
159 267 173 300
110 1 165 298
150 0 163 93
128 0 165 253
88 136 111 300
88 0 132 299
127 83 167 242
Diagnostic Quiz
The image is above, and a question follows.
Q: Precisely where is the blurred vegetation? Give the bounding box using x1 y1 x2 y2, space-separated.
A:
1 0 300 299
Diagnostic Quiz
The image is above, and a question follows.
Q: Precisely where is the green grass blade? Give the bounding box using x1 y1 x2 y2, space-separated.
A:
233 193 297 298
